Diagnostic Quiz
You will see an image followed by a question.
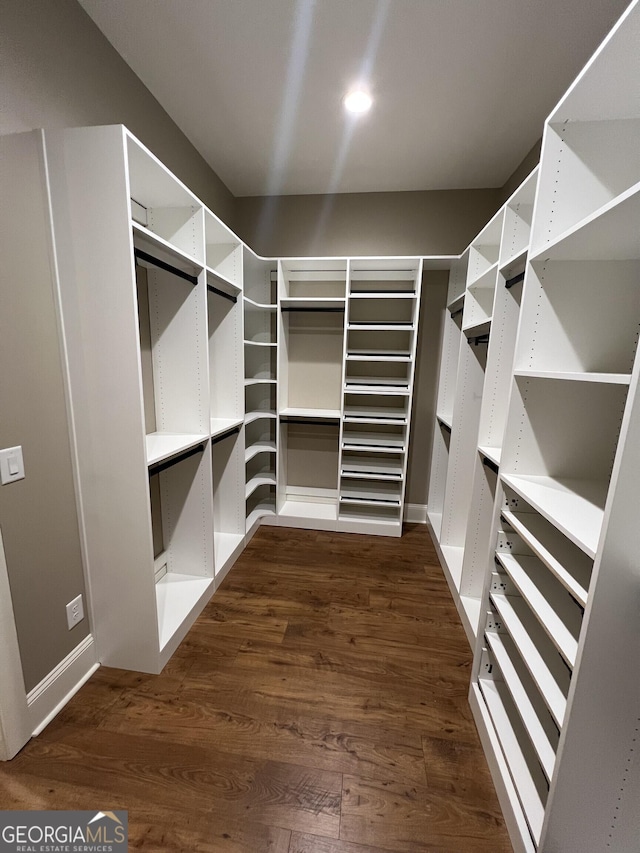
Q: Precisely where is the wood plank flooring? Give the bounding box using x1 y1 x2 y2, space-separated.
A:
0 524 513 852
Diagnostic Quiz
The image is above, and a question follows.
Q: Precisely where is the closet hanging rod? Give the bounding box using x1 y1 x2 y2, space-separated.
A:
505 271 525 289
281 306 345 313
134 248 198 286
148 443 205 476
280 417 339 427
482 455 500 475
211 426 241 444
207 283 237 303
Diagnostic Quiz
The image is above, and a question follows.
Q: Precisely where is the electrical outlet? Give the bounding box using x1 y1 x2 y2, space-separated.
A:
66 594 84 630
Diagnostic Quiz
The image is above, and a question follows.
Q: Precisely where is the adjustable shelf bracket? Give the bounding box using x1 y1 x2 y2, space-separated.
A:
148 443 205 476
134 248 199 286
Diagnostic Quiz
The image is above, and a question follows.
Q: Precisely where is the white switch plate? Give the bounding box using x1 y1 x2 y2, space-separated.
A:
66 594 84 630
0 446 25 485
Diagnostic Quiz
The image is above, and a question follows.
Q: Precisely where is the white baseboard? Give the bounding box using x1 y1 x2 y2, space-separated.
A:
404 503 428 523
27 634 98 736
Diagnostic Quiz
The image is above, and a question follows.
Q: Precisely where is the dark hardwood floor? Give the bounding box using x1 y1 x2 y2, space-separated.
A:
0 524 513 852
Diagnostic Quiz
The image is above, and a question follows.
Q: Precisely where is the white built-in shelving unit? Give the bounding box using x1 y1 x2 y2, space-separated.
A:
427 3 640 850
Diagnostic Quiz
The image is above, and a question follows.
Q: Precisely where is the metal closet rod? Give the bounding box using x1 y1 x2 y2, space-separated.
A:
134 248 198 286
281 306 345 313
148 443 205 476
211 426 241 444
505 271 525 289
207 283 237 303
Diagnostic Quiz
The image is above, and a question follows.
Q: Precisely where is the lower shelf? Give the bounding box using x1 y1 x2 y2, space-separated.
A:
479 677 548 846
441 544 464 589
279 499 337 521
214 532 245 575
155 573 213 651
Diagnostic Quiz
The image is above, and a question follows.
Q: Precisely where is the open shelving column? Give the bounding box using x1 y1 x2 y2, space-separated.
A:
243 249 278 533
468 3 640 850
338 258 422 537
276 258 346 529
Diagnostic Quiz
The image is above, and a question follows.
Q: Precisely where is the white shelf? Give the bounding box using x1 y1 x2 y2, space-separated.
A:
447 292 465 314
214 532 245 572
496 552 581 668
490 592 570 728
463 318 492 338
479 677 547 844
502 509 592 607
244 339 277 348
347 348 412 360
246 502 276 531
206 266 241 296
345 386 410 397
244 378 277 386
210 417 243 438
244 296 277 310
245 410 277 424
341 457 403 479
501 474 606 559
145 432 208 467
461 595 482 639
499 247 529 276
485 630 558 782
344 376 409 388
155 574 213 651
514 369 631 385
531 182 640 262
280 297 345 309
338 506 401 525
349 292 416 300
132 221 204 272
436 412 453 430
478 445 502 467
347 323 416 331
441 545 464 589
279 499 337 521
340 482 401 503
341 431 405 450
245 441 277 461
279 407 341 419
246 473 277 499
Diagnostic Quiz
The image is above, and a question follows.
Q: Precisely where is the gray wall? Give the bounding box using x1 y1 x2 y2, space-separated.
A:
235 188 500 258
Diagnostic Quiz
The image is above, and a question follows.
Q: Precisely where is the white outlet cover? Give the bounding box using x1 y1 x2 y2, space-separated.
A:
66 594 84 630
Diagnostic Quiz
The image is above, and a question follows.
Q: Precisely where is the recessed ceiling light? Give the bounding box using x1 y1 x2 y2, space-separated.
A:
344 89 373 115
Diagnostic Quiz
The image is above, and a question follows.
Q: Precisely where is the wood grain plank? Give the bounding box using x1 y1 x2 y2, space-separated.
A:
289 832 395 853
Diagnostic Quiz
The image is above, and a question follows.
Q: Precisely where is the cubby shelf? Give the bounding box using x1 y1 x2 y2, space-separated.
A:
132 222 204 272
279 407 341 419
246 474 277 499
210 418 243 438
245 441 277 461
478 445 501 467
245 411 277 424
280 297 345 309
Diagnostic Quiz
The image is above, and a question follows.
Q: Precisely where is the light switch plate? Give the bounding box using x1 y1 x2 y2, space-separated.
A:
0 446 25 485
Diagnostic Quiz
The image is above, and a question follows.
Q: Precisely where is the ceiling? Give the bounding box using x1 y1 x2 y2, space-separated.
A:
78 0 629 198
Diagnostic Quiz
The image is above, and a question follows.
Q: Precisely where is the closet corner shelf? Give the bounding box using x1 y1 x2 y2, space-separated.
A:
478 445 502 467
245 441 277 462
500 473 605 559
529 181 640 263
244 296 277 310
436 412 453 430
468 260 500 288
246 474 277 500
245 378 277 386
244 339 277 348
279 407 341 420
206 266 241 296
245 410 277 424
145 432 208 467
210 417 244 438
246 504 276 531
132 222 204 272
514 369 631 385
499 247 528 277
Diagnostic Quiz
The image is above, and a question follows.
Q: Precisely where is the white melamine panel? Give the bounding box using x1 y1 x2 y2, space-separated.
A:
283 422 340 493
489 593 570 728
246 483 276 531
427 423 451 532
485 630 559 781
145 265 208 435
348 297 416 327
205 210 242 288
212 429 245 575
340 452 404 480
280 258 347 299
282 311 344 412
435 306 463 424
479 677 548 844
468 212 504 283
440 337 488 551
245 343 276 381
532 119 640 253
244 249 277 306
463 267 498 332
515 260 640 376
460 456 497 602
208 287 243 423
146 433 208 467
500 171 537 267
501 507 592 607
